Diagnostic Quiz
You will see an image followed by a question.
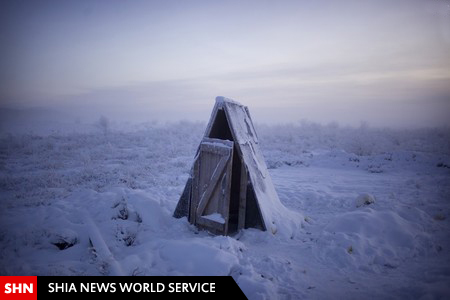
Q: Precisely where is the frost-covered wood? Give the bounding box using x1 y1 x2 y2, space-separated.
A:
83 213 123 276
174 96 302 236
238 163 248 230
190 138 233 234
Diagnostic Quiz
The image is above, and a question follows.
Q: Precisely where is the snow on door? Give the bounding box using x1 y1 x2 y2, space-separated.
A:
190 137 233 235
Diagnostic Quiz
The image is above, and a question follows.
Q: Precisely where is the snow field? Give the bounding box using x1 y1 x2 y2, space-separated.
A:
0 121 449 299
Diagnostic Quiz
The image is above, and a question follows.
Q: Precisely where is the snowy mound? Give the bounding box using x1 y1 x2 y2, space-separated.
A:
318 208 430 270
355 193 375 207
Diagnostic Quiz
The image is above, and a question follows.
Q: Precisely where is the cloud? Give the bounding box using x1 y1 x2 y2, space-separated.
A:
39 58 450 128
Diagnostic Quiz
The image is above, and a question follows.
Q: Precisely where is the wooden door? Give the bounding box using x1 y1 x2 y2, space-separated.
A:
190 138 233 235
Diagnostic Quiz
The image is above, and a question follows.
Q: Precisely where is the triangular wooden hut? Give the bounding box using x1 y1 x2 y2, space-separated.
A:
174 96 293 235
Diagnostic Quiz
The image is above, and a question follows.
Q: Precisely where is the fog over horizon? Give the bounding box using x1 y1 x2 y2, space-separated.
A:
1 0 449 128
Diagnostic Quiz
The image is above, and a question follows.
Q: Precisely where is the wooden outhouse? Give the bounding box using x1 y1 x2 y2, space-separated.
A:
174 97 287 235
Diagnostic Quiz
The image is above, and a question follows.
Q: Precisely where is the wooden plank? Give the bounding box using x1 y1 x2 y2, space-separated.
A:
196 155 228 216
196 216 225 233
190 157 200 225
202 137 234 147
201 143 231 156
238 163 247 230
83 213 123 276
200 138 233 155
221 149 233 235
173 177 192 219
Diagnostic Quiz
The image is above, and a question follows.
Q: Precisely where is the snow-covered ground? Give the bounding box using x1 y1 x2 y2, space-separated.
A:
1 121 449 299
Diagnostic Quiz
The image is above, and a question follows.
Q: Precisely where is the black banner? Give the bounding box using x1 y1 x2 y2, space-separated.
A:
37 276 247 299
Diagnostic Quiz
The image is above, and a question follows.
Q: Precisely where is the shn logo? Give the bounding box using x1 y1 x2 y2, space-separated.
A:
4 283 33 293
0 276 37 300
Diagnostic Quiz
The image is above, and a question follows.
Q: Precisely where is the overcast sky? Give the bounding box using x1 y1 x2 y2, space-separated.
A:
1 0 449 127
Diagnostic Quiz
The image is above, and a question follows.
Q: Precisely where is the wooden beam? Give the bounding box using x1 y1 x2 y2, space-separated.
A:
222 150 233 235
238 163 247 230
197 216 225 233
190 157 200 225
201 143 232 156
83 213 123 276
